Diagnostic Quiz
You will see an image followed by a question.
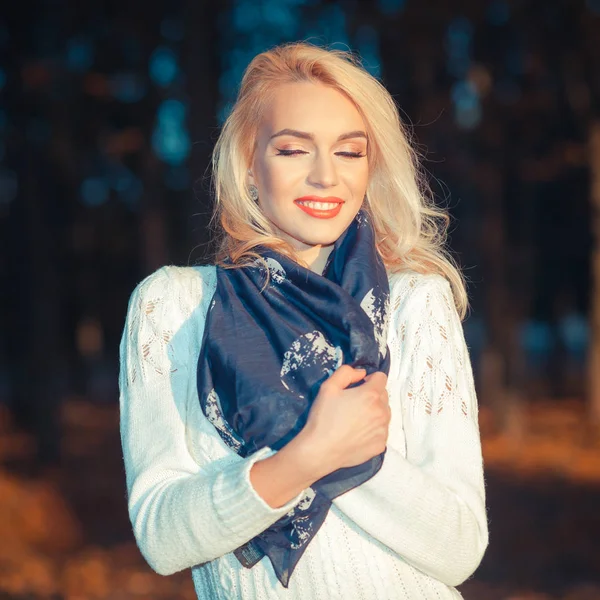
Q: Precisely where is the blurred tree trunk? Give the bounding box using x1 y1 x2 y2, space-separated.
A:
479 163 524 437
589 120 600 426
139 152 169 273
7 146 63 468
181 0 223 265
138 12 171 275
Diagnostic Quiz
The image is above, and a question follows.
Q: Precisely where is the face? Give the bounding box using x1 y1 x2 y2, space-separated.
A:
248 81 369 260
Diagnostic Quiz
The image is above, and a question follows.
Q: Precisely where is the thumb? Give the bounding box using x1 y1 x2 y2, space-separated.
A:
326 364 367 390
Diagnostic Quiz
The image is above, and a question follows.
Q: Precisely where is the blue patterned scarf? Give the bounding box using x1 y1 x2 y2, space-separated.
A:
197 209 391 587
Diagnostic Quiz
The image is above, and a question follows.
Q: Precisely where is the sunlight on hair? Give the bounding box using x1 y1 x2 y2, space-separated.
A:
211 41 468 318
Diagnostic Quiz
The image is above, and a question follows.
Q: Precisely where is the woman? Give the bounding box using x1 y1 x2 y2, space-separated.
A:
119 42 488 599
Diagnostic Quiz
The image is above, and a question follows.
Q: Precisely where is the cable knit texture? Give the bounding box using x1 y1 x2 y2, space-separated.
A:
119 265 488 600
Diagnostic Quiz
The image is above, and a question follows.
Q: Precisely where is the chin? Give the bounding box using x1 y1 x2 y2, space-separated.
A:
292 228 344 248
270 210 358 249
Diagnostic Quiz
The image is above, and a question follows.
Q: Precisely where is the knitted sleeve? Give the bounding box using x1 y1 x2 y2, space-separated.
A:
332 273 489 587
118 266 306 576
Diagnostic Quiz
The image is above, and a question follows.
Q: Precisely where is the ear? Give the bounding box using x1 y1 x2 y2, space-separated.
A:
247 167 256 186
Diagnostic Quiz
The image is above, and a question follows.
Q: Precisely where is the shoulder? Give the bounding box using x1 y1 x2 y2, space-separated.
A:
388 270 455 319
127 264 217 323
131 264 217 301
386 271 468 381
133 264 216 295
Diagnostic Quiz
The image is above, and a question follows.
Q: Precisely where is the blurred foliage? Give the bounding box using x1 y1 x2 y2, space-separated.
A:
0 0 600 596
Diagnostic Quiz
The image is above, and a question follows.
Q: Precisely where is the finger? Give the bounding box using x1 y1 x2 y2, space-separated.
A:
363 371 388 390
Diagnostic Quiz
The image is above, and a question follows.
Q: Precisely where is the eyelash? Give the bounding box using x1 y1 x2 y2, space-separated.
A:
276 149 366 158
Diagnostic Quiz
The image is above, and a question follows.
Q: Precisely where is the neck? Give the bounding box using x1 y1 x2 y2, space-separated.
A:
296 244 334 275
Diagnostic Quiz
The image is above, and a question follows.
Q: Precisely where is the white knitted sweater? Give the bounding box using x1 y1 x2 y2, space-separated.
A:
119 265 488 600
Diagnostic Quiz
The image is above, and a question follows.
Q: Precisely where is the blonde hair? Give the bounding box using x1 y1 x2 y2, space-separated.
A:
210 41 468 318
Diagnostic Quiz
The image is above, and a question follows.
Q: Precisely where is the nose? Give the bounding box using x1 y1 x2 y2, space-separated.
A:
307 152 339 188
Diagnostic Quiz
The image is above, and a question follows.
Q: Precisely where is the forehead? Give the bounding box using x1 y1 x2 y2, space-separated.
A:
259 81 366 136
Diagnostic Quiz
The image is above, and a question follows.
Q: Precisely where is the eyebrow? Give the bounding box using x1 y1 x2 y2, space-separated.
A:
268 128 368 142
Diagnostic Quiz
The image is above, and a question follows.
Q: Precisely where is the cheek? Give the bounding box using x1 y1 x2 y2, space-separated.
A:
260 161 298 198
345 164 369 195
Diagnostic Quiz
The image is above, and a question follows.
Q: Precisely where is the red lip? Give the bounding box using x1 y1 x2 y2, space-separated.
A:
294 196 344 203
293 196 345 219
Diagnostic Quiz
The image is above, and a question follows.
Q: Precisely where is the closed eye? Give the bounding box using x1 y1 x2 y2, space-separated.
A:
276 149 366 158
337 151 366 158
276 149 308 156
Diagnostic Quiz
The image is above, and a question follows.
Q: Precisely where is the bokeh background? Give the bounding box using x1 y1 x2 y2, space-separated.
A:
1 0 600 598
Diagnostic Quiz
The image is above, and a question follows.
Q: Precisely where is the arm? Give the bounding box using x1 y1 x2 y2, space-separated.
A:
332 274 488 587
119 266 309 576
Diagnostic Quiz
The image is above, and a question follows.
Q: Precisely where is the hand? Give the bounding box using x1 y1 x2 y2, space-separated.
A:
298 365 391 479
